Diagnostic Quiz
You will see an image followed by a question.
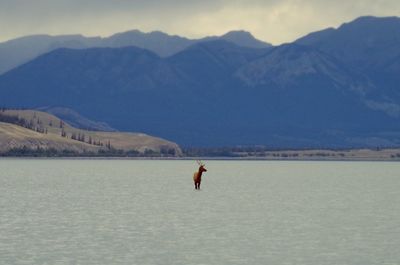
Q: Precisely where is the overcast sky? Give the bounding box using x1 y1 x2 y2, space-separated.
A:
1 0 399 44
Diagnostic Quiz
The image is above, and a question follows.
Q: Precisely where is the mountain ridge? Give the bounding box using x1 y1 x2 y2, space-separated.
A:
0 29 271 74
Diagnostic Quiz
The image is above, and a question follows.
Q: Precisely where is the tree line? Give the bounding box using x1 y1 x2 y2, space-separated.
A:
0 111 48 134
0 146 178 157
0 108 108 148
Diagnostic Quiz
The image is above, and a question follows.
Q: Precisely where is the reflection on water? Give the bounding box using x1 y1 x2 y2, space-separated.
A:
0 159 400 265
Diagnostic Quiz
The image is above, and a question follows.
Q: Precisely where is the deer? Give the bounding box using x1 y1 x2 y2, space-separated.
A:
193 160 207 190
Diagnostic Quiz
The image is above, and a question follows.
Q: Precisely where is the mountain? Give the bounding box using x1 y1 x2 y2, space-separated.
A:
0 46 184 106
296 16 400 71
296 16 400 116
103 30 194 57
203 30 271 49
236 44 365 88
233 44 392 136
0 34 101 75
0 109 181 155
1 16 400 148
168 40 269 88
0 30 271 74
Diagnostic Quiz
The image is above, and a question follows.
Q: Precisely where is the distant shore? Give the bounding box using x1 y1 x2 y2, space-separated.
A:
1 148 400 161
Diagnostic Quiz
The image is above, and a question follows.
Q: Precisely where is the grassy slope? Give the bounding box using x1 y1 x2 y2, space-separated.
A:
0 122 99 152
0 109 181 154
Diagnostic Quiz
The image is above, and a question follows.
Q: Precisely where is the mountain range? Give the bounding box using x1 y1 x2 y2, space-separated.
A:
0 30 271 74
0 16 399 148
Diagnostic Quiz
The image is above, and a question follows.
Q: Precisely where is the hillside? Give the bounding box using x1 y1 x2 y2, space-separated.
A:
0 109 181 156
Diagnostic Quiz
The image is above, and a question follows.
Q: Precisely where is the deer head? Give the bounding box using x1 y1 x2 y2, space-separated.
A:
197 160 207 172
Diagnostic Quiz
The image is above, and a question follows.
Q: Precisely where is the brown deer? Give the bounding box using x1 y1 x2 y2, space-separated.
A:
193 160 207 190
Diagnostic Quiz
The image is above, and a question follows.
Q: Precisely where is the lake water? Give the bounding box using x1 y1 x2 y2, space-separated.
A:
0 159 400 265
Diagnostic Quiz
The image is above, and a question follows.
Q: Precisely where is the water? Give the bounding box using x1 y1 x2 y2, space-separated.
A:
1 159 400 265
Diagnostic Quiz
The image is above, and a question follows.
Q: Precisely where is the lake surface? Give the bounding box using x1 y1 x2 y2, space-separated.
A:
0 159 399 265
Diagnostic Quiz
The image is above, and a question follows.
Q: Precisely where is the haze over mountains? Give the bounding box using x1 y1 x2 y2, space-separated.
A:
0 30 271 74
1 16 400 148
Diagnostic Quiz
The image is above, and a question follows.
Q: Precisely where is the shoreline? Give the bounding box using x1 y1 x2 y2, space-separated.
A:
2 147 400 162
1 156 400 162
1 159 399 163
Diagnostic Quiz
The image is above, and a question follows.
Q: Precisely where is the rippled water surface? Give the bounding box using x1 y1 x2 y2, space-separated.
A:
1 159 400 265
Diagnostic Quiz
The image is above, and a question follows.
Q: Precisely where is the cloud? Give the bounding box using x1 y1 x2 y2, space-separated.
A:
0 0 399 44
182 0 400 44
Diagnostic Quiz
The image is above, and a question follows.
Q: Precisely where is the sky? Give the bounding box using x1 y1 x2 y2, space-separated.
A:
1 0 399 44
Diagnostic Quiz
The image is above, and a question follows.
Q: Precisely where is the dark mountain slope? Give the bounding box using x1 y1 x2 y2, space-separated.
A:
168 40 269 88
234 44 397 137
296 16 400 71
0 46 187 107
296 16 400 116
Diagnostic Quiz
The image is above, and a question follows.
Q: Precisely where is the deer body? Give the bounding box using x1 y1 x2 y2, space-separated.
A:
193 162 207 190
